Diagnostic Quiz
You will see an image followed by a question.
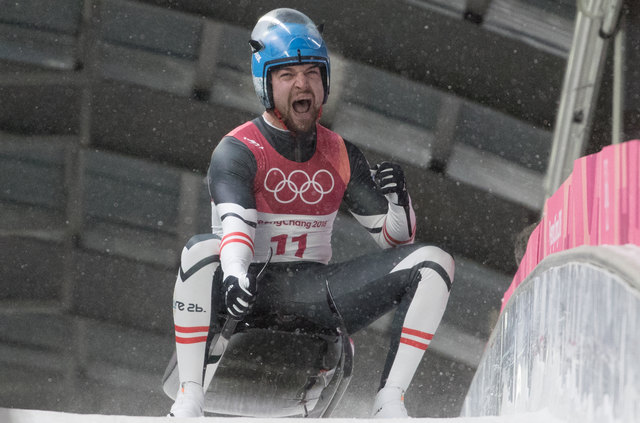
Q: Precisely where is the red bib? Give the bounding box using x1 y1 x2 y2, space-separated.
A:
226 122 351 263
228 122 350 216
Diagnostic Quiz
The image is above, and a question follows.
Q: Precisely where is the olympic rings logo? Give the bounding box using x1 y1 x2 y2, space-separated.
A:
264 168 335 204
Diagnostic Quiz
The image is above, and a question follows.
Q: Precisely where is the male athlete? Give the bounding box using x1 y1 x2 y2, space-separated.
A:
169 8 454 418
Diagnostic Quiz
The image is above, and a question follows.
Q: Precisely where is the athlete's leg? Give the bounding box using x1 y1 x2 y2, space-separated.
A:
169 234 221 417
239 243 453 417
372 245 453 418
278 243 453 417
250 243 452 335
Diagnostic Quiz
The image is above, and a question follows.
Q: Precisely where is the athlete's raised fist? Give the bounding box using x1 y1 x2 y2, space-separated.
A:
373 162 409 207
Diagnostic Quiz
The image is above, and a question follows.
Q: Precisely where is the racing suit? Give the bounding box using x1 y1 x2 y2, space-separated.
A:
173 115 454 393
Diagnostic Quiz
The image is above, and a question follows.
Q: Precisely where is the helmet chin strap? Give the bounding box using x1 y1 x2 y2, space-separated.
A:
273 108 290 132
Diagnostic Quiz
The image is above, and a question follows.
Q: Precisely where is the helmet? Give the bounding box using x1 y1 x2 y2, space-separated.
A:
249 8 330 110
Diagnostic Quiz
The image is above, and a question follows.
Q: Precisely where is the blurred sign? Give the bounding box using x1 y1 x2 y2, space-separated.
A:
503 140 640 308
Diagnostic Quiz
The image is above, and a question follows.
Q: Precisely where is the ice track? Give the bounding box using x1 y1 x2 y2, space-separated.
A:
0 407 567 423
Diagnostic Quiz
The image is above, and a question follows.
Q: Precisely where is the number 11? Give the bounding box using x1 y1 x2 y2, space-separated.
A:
270 233 307 258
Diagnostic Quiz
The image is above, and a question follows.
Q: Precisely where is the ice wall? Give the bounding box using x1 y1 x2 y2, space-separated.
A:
462 244 640 422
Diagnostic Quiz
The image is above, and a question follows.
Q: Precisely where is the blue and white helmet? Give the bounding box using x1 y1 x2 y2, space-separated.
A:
250 8 330 110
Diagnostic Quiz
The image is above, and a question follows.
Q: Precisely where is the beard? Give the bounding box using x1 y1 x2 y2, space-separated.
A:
279 94 321 134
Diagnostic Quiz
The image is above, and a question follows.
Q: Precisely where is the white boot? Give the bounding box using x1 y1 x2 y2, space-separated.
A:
169 381 204 417
372 385 408 418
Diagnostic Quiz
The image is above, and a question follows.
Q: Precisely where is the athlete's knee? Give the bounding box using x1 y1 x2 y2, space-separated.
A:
397 244 454 290
416 245 454 280
178 234 221 283
180 234 220 268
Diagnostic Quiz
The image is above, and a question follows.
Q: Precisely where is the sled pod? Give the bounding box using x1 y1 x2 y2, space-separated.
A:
163 327 353 417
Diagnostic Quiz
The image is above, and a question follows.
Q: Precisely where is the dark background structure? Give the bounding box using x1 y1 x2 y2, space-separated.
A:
1 0 639 417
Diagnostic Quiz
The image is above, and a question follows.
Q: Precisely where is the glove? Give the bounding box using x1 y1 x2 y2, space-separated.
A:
373 161 410 206
223 274 257 319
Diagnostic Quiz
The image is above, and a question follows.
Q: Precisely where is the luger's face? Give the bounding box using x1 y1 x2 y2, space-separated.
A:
270 63 324 133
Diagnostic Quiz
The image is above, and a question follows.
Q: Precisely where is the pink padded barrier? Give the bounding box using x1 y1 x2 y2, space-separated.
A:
502 140 640 309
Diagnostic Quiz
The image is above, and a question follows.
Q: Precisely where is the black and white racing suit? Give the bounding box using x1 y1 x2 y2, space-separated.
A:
173 115 454 391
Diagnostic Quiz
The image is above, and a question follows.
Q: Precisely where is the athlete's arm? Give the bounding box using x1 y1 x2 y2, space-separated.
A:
342 140 416 248
208 137 257 279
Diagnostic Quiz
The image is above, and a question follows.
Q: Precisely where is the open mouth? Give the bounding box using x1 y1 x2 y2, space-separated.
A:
292 99 311 114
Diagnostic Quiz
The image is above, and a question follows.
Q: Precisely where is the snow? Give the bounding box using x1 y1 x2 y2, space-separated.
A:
0 407 567 423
